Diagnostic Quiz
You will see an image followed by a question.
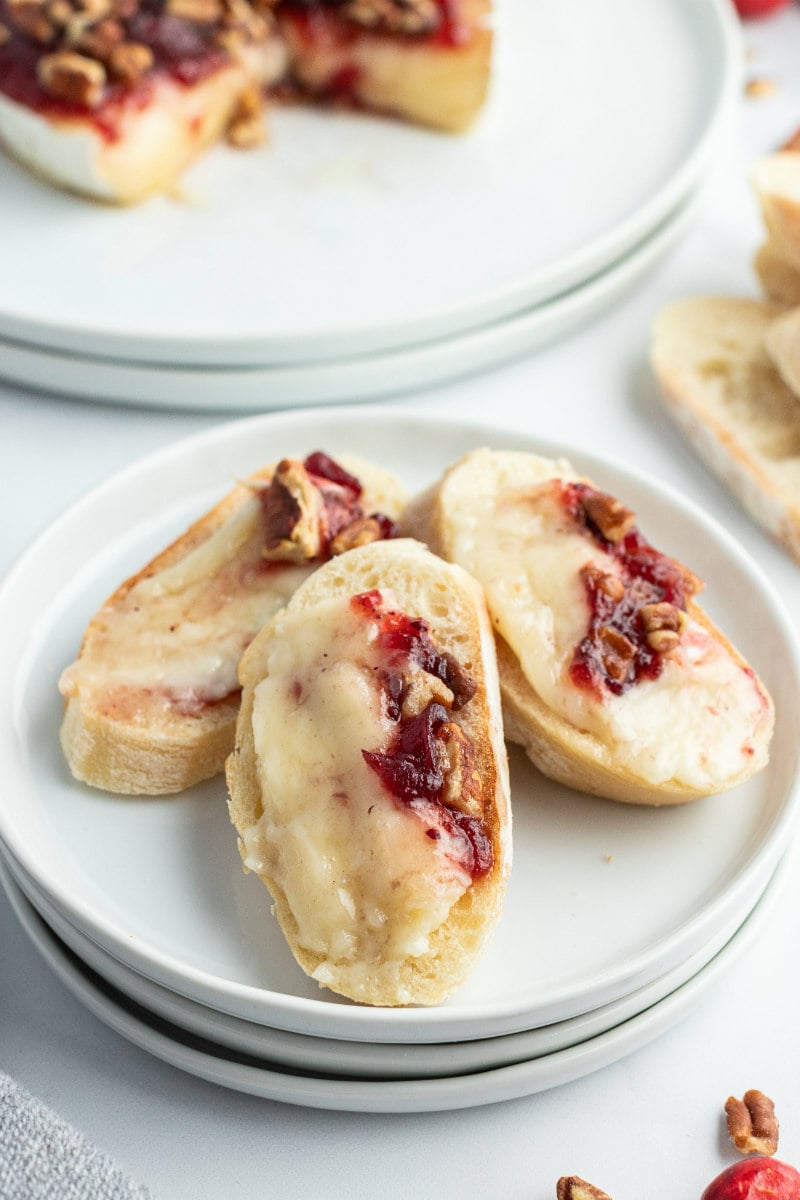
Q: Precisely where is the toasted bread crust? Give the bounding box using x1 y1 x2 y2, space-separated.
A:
225 538 511 1006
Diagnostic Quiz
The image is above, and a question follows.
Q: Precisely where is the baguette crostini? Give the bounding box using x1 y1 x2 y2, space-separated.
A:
403 448 774 806
59 450 407 795
225 537 511 1006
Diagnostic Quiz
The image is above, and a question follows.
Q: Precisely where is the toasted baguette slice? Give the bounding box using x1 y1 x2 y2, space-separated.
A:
753 152 800 274
403 448 774 806
59 452 407 795
225 537 511 1007
754 239 800 307
651 296 800 564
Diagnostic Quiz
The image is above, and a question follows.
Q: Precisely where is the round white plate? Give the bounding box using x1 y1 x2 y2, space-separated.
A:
0 408 797 1044
0 0 738 366
0 195 694 412
1 842 781 1081
1 854 784 1113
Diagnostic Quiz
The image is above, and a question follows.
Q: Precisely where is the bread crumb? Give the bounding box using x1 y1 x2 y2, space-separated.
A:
745 78 778 99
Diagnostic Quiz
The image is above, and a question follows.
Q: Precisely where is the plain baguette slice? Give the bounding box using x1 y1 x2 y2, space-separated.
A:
225 538 511 1007
753 153 800 274
754 239 800 307
59 453 407 796
403 448 774 806
651 296 800 563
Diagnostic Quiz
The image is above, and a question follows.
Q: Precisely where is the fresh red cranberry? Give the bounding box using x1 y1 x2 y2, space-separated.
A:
303 451 362 499
700 1157 800 1199
732 0 792 17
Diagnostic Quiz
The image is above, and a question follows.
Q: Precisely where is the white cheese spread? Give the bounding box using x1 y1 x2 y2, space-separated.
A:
241 591 473 1003
59 495 311 714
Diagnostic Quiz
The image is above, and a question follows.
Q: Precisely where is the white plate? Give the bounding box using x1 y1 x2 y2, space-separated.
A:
1 854 785 1113
0 0 738 366
0 195 694 412
1 841 780 1081
0 408 797 1043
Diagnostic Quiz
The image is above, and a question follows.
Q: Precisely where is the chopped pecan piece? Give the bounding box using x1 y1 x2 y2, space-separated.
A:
640 601 685 655
73 16 124 60
725 1090 779 1156
0 21 10 43
107 40 153 82
166 0 223 20
438 721 482 817
37 49 106 106
330 515 389 557
581 490 636 544
260 459 323 562
7 0 54 43
556 1178 613 1200
342 0 440 34
582 564 625 604
597 624 635 683
226 84 266 147
400 672 454 720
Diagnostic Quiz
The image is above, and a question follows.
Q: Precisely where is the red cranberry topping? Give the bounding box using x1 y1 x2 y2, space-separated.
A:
370 605 477 709
363 703 492 879
559 481 696 697
303 450 362 499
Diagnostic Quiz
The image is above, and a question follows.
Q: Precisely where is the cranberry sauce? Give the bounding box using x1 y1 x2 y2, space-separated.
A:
304 450 399 551
353 591 492 879
562 481 695 697
277 0 469 50
0 0 228 134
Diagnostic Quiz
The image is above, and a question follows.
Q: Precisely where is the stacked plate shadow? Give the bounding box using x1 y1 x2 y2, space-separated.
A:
0 408 797 1114
0 0 738 411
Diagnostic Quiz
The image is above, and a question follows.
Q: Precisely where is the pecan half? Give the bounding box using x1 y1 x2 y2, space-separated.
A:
581 490 636 544
7 0 54 43
37 49 106 105
725 1090 779 1156
640 601 685 655
107 40 153 82
260 460 323 562
330 515 388 557
342 0 440 34
438 721 483 817
400 672 454 720
557 1177 613 1200
597 624 635 683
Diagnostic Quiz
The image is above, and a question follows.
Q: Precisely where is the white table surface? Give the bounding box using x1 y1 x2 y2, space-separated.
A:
2 8 800 1198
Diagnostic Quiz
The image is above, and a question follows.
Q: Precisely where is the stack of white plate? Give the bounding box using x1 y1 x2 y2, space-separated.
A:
0 0 738 411
1 409 798 1113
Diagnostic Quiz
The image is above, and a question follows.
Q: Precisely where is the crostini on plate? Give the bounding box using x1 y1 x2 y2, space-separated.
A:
59 450 407 794
404 448 774 806
225 537 511 1006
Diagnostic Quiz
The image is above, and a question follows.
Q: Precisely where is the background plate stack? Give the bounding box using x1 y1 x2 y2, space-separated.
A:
0 409 797 1113
0 0 739 411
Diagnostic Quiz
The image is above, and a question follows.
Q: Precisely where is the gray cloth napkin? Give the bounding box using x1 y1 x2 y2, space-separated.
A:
0 1071 152 1200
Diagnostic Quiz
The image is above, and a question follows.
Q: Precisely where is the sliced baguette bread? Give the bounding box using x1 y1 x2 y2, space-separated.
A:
651 296 800 564
225 537 511 1007
403 448 774 806
754 238 800 307
59 451 407 796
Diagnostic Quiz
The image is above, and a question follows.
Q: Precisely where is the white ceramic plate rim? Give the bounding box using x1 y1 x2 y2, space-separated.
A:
1 852 784 1113
0 0 739 365
1 841 781 1080
0 407 797 1043
0 193 695 412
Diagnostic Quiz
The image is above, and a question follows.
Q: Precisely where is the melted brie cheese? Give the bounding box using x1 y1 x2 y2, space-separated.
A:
448 456 771 790
59 495 311 714
241 592 473 1003
0 40 287 203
